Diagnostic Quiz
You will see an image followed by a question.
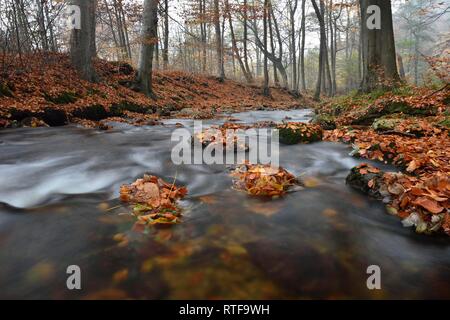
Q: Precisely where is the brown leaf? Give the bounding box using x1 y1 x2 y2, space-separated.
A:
413 197 444 214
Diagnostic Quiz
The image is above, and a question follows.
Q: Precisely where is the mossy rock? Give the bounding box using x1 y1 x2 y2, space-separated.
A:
44 91 78 104
438 116 450 129
0 82 14 97
8 108 34 121
346 166 384 199
352 100 438 125
72 105 109 121
372 118 401 132
41 108 68 126
278 123 323 145
110 101 154 116
110 61 134 75
312 114 336 130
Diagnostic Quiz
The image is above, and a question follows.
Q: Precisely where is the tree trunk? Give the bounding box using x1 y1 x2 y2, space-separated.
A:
137 0 159 97
289 0 299 93
225 0 252 83
214 0 225 81
397 53 405 80
268 4 279 86
311 0 325 100
70 0 97 82
243 0 252 80
359 0 399 92
262 0 270 96
300 0 306 91
162 0 169 69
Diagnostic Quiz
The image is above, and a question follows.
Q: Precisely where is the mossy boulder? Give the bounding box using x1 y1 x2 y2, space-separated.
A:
110 101 154 116
346 164 384 199
278 123 323 145
0 82 14 97
437 116 450 129
372 118 401 132
312 114 336 130
41 108 68 126
72 105 109 121
44 91 78 104
352 100 438 126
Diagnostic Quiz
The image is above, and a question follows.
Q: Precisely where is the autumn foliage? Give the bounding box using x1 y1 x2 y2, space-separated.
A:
231 162 297 197
0 53 307 128
322 86 450 236
120 174 187 226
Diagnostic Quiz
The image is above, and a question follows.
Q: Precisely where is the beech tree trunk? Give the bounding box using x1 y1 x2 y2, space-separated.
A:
214 0 225 81
359 0 399 92
70 0 97 82
162 0 169 69
262 0 270 96
311 0 325 100
137 0 159 97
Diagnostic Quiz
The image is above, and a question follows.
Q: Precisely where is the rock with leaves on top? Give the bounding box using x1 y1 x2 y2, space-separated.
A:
277 122 323 145
120 174 187 226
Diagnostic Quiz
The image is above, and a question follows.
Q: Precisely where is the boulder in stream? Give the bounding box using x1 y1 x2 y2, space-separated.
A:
277 122 323 145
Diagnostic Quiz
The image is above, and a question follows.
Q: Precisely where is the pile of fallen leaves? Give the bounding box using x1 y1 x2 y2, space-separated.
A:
351 164 450 236
231 162 297 197
325 127 450 175
382 172 449 235
277 122 323 144
120 174 187 226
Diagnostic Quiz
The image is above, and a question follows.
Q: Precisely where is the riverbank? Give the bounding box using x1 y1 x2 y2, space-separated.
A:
314 86 450 236
0 53 310 129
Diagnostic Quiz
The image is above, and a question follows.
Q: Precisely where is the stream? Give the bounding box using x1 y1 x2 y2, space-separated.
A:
0 109 448 299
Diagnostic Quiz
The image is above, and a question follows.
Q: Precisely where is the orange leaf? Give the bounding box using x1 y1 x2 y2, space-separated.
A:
413 197 444 214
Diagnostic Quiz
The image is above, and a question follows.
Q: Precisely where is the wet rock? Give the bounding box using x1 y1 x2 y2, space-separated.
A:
8 108 34 122
157 108 171 117
41 108 68 126
20 117 49 128
44 91 78 104
278 123 323 145
312 114 336 130
110 101 153 116
0 82 14 97
72 105 109 121
346 165 384 199
177 108 195 117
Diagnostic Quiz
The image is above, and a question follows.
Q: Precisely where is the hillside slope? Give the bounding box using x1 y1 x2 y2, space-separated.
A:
0 53 310 128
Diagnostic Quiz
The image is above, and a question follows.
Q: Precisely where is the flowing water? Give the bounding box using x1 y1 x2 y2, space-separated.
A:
0 110 448 299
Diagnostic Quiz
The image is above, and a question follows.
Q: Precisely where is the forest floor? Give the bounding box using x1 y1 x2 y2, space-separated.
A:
314 85 450 236
0 52 310 129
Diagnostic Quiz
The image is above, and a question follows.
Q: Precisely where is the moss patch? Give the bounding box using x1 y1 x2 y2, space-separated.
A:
278 123 323 145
